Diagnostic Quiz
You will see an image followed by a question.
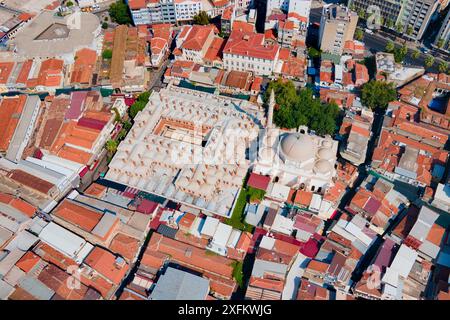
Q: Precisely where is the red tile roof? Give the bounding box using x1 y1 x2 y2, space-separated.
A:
0 95 27 151
181 25 216 51
0 62 14 84
204 37 225 63
71 48 97 85
147 233 234 279
53 200 103 232
85 247 129 285
224 30 279 60
247 173 271 191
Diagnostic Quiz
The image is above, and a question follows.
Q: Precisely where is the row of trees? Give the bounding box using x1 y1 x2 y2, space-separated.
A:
385 41 449 72
105 91 151 158
264 80 339 136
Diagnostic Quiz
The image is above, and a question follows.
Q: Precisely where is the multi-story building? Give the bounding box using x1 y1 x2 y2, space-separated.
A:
400 0 440 40
174 24 217 63
349 0 439 40
128 0 193 25
434 6 450 51
223 30 280 76
174 0 203 21
318 4 358 56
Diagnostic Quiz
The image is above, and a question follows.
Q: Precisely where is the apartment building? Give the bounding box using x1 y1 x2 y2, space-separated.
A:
318 4 358 56
128 0 179 25
349 0 439 40
434 6 450 51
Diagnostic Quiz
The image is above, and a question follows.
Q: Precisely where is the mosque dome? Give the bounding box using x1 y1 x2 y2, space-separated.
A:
321 139 333 148
317 147 335 160
280 133 316 163
313 159 333 175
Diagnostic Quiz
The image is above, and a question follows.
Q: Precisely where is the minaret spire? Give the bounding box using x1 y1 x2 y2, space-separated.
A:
267 89 275 129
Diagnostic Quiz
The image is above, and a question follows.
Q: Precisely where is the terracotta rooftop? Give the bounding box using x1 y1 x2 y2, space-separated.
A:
181 25 216 51
85 247 130 285
0 95 27 152
224 30 279 60
53 200 103 232
71 48 97 85
109 233 141 262
147 233 234 279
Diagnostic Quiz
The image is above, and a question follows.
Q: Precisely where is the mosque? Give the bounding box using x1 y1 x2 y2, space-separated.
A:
253 90 339 193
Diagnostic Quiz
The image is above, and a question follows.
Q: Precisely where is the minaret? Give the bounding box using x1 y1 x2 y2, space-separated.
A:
267 89 275 129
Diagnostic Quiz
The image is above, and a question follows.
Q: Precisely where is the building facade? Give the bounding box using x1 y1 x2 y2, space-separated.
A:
434 6 450 51
348 0 439 40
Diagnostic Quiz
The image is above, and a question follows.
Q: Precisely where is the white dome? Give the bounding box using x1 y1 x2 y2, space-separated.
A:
321 139 333 148
317 147 335 160
280 133 316 163
313 160 333 174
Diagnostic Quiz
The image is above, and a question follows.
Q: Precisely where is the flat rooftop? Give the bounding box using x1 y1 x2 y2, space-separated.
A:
106 85 265 217
11 11 100 59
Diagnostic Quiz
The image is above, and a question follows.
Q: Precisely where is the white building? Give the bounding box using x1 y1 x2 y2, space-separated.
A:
106 85 265 217
253 91 338 193
223 30 280 76
175 0 203 21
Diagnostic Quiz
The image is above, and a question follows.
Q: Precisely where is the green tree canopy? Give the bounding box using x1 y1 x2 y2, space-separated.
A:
264 80 339 135
438 61 448 74
109 0 132 25
106 139 118 155
355 28 364 41
393 45 408 63
424 55 435 68
129 91 152 119
192 11 211 25
411 49 420 59
436 38 444 48
361 80 397 110
386 19 394 28
102 49 113 60
406 25 414 36
385 40 395 53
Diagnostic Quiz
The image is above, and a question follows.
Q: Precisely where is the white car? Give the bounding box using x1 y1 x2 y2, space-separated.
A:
365 28 374 34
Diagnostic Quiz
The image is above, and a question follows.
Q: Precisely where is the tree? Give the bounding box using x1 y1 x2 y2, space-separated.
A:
122 120 132 131
109 0 132 25
66 1 74 6
129 91 152 119
436 38 444 48
424 55 435 68
308 47 321 59
386 19 394 29
265 80 339 135
112 107 121 122
438 61 448 74
102 22 108 29
192 11 210 25
355 28 364 41
358 9 366 19
395 23 403 33
361 80 397 110
102 49 113 60
393 45 408 63
406 25 414 36
106 139 118 155
411 49 420 59
385 40 395 53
